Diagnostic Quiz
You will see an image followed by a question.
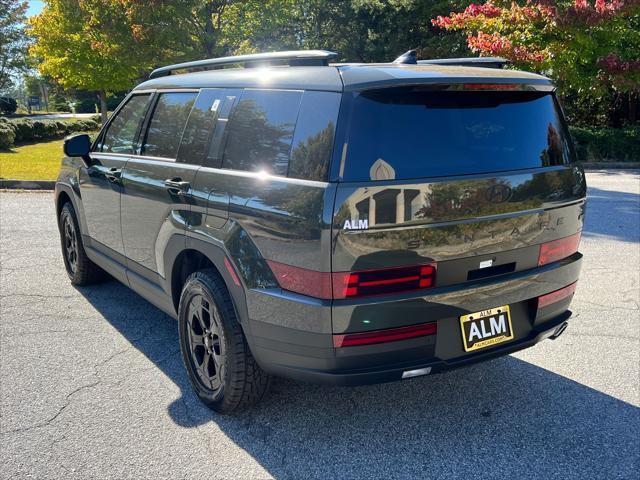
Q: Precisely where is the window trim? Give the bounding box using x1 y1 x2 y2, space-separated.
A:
93 91 154 154
137 89 200 163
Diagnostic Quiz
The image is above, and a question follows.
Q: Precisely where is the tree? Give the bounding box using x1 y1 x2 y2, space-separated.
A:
431 0 640 125
0 0 29 92
29 0 182 121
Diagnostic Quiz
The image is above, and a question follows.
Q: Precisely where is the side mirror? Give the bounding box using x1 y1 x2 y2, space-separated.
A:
63 134 92 167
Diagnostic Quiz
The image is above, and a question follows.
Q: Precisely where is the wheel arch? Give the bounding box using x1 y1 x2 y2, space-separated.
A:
55 183 89 236
164 236 250 333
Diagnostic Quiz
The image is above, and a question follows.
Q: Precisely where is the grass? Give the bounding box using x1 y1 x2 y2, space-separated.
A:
0 138 65 181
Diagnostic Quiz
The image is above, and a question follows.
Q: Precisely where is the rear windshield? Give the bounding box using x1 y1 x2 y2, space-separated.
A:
343 89 574 181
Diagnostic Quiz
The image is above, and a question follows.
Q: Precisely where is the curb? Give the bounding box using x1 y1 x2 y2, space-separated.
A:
0 179 56 190
582 162 640 170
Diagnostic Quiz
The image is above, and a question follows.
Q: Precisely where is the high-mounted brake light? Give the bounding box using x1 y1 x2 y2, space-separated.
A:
462 83 519 91
333 322 437 348
538 232 581 266
266 261 437 300
538 282 577 308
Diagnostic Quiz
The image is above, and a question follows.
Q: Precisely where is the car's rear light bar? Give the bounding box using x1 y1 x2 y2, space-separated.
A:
333 322 437 348
537 282 577 308
266 261 437 300
538 232 581 266
333 264 436 299
462 83 520 90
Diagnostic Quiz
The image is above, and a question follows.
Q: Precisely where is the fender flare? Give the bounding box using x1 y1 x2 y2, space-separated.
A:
163 234 251 336
54 182 89 236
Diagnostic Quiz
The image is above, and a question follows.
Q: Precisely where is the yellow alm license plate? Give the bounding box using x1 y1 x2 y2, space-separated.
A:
459 305 514 352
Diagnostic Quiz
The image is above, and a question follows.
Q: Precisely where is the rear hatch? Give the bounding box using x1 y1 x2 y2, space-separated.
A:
331 84 586 306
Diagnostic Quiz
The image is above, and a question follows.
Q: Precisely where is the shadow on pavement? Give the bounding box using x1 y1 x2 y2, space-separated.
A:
76 279 639 478
584 186 639 243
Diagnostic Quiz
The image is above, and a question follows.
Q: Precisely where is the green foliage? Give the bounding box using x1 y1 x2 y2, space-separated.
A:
0 122 16 149
49 95 71 112
569 126 640 162
0 97 17 114
0 1 29 92
431 1 640 125
0 117 100 148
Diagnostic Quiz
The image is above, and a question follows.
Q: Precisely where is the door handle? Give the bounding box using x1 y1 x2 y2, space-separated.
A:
164 178 190 194
105 168 121 183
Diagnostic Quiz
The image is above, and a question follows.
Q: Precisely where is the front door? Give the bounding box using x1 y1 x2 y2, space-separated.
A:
80 93 152 259
120 91 200 282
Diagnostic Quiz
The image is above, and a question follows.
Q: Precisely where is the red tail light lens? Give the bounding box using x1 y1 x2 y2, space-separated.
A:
333 322 437 348
267 261 333 299
538 282 577 308
267 261 437 300
333 264 436 299
538 232 581 266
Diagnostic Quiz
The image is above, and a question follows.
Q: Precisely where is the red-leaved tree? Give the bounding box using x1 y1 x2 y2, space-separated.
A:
432 0 640 124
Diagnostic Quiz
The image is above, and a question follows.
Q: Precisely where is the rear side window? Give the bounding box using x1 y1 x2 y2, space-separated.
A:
343 89 575 181
142 92 197 159
178 88 240 167
223 89 302 176
288 91 340 181
100 94 150 154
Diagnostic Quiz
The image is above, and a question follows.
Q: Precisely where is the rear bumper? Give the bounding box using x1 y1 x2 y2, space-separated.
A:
253 310 571 385
244 253 582 386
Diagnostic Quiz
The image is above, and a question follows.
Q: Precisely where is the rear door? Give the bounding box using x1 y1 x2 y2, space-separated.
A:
120 90 199 283
186 88 242 228
332 86 586 287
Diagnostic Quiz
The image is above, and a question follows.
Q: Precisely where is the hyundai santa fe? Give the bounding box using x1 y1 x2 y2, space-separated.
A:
55 50 586 412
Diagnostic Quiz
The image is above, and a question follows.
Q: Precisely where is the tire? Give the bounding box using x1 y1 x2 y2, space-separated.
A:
58 202 105 285
178 269 271 413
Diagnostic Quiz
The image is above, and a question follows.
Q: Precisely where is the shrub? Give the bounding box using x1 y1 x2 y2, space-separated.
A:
569 126 640 162
11 119 34 143
0 97 18 114
0 124 16 149
31 120 47 138
2 117 99 148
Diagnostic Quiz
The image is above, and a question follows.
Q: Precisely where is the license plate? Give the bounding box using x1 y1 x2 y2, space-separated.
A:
459 305 514 352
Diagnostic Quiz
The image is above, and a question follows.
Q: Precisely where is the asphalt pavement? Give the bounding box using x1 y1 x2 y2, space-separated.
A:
1 170 638 479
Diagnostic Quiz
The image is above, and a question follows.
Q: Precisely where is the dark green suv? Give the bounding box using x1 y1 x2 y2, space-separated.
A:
55 50 586 412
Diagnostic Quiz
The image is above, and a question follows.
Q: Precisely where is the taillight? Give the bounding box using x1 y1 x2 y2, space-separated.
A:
538 232 581 266
538 282 577 308
333 322 437 348
333 264 436 299
267 261 332 299
266 261 437 300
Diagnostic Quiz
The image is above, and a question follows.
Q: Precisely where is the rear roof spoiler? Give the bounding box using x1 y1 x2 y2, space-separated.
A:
392 50 511 69
418 57 512 69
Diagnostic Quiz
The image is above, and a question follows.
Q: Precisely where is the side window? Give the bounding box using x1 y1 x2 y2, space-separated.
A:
222 89 302 176
288 92 341 181
178 88 240 167
141 92 197 159
100 94 150 154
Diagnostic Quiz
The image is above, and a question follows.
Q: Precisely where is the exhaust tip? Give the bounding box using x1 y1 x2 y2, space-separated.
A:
402 367 432 379
550 322 568 340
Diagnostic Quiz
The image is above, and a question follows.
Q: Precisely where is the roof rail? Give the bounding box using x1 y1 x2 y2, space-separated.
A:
149 50 338 79
418 57 511 69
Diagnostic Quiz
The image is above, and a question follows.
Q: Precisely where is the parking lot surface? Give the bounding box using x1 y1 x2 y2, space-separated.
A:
1 170 638 479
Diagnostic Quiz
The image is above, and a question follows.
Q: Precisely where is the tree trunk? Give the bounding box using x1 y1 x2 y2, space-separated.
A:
99 90 108 123
629 91 638 124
